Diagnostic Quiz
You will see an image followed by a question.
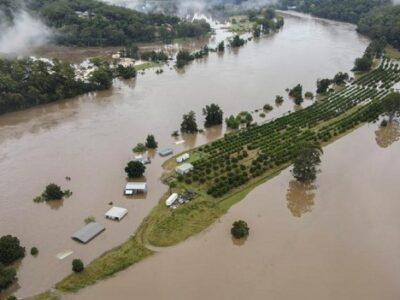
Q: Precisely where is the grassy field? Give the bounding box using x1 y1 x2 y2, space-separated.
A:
385 46 400 59
55 239 153 292
228 16 255 33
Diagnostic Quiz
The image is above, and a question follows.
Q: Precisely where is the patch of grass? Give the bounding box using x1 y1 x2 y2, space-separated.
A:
28 291 60 300
135 62 159 71
55 239 153 292
385 46 400 59
137 195 223 247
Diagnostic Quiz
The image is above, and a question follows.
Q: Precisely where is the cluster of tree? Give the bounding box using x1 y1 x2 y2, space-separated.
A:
181 111 198 133
292 142 323 182
280 0 400 50
140 51 169 63
229 35 246 48
0 235 25 291
280 0 391 24
316 72 349 94
116 64 137 79
289 84 303 105
13 0 211 46
33 183 72 202
203 103 223 127
0 57 119 115
353 39 386 72
175 46 211 69
249 8 284 37
225 111 253 129
132 134 159 153
125 160 146 178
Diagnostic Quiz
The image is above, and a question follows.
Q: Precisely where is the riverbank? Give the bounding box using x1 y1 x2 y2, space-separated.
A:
47 58 399 298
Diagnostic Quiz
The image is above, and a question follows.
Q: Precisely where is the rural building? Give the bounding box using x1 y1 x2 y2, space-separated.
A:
176 153 190 163
158 148 174 157
166 193 178 207
125 182 147 195
105 207 128 221
72 222 105 244
176 163 194 175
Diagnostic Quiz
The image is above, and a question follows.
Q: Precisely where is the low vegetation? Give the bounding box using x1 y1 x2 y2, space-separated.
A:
72 259 84 273
0 235 24 291
33 184 71 203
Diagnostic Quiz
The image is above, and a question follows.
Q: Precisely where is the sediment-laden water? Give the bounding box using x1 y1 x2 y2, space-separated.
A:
0 13 369 298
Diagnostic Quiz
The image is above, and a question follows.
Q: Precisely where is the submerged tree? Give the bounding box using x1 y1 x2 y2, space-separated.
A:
286 180 317 218
382 92 400 122
292 142 323 182
180 111 198 133
72 259 84 273
203 103 223 127
125 161 146 178
231 220 250 239
0 235 25 266
217 41 225 52
0 263 16 291
145 134 158 149
289 84 303 105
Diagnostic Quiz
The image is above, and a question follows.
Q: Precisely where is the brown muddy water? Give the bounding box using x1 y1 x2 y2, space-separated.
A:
0 13 369 299
64 122 400 300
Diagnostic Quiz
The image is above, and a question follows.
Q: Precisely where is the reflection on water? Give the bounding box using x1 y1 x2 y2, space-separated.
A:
286 180 316 218
375 121 400 148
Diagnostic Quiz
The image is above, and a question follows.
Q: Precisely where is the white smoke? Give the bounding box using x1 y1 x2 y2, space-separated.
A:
0 11 52 55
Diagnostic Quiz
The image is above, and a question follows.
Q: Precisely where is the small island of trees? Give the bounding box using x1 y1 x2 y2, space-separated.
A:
231 220 250 239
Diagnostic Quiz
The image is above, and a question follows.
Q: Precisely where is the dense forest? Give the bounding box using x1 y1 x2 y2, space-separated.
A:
279 0 400 49
0 58 117 114
2 0 211 46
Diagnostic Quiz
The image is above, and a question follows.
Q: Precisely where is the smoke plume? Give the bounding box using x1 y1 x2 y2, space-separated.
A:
0 10 52 56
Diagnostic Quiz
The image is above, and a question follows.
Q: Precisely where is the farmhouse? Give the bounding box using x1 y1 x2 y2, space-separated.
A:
72 222 105 244
124 182 147 195
176 163 194 175
105 207 128 221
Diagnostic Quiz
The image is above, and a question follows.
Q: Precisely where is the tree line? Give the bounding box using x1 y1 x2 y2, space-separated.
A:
279 0 400 50
2 0 211 47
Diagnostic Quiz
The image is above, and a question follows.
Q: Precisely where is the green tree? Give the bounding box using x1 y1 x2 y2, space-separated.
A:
116 65 136 79
203 104 223 127
30 247 39 256
217 41 225 52
316 78 332 94
180 111 198 133
89 67 113 89
231 220 250 239
353 55 373 72
72 259 84 273
125 161 146 178
145 134 158 149
289 84 303 105
382 93 400 121
275 95 284 105
230 35 245 48
0 235 25 265
292 143 323 182
43 184 64 201
0 263 16 291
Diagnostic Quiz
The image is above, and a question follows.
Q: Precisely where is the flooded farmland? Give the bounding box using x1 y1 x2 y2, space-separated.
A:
64 122 400 300
0 13 371 299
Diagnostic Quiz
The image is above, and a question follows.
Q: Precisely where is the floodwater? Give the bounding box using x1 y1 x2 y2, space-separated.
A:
65 122 400 300
0 13 369 299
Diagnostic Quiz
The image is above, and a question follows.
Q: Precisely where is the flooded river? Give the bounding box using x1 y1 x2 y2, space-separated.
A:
0 13 369 298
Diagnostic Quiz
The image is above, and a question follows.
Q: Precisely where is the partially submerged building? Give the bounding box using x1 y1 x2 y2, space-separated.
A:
72 222 105 244
176 163 194 175
105 207 128 221
158 148 174 157
124 182 147 195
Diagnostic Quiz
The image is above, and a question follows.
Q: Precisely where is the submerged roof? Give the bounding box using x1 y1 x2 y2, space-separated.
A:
72 222 105 244
105 207 128 219
125 182 147 190
158 148 174 156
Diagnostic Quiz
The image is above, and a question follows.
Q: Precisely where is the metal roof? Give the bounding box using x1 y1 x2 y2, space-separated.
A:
176 163 194 172
125 182 147 190
105 207 128 220
158 148 174 156
72 222 105 244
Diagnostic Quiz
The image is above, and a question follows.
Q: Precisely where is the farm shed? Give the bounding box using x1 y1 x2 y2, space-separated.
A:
158 148 174 157
176 153 190 163
72 222 105 244
125 182 147 195
105 207 128 221
176 163 194 175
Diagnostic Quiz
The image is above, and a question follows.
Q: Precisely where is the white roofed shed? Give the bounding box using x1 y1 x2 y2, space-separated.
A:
125 182 147 195
105 207 128 221
176 163 194 175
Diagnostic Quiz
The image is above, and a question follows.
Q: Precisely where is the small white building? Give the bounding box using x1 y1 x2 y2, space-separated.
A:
176 163 194 175
124 182 147 195
166 193 178 207
105 207 128 221
176 153 190 163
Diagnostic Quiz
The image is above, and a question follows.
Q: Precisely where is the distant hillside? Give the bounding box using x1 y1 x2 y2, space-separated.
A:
0 0 211 47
